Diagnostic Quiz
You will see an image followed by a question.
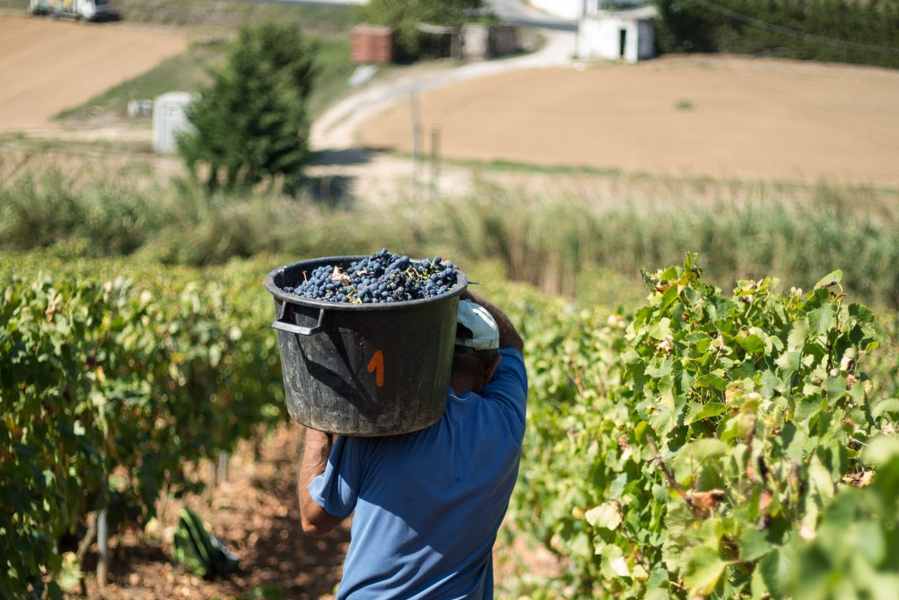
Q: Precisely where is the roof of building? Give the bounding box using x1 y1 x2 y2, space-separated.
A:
585 4 659 21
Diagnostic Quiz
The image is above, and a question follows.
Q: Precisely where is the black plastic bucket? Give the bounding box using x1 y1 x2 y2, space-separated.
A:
264 256 468 436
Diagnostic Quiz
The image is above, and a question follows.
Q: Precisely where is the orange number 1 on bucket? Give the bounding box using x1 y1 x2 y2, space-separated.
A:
368 350 384 388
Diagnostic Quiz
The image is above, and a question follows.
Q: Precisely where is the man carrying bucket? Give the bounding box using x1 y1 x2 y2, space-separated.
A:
297 290 527 599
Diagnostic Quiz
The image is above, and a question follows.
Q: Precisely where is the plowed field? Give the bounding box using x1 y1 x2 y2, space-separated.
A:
358 56 899 185
0 15 186 130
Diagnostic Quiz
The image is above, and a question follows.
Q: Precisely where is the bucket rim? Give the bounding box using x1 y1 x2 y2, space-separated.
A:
264 255 469 312
302 410 444 437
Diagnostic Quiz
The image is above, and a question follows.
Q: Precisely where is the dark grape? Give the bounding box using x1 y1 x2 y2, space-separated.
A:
282 250 463 305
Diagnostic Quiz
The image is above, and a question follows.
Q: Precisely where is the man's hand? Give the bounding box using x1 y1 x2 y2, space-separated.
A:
462 290 524 353
297 427 342 536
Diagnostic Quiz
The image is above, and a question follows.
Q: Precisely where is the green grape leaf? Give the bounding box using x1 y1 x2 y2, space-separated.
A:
814 270 843 290
739 529 774 562
686 402 727 425
585 502 622 531
684 546 728 596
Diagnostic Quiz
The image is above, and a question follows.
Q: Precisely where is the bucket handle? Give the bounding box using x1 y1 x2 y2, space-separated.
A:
272 301 325 336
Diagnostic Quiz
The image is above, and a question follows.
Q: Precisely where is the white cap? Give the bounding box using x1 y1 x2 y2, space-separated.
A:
456 300 500 351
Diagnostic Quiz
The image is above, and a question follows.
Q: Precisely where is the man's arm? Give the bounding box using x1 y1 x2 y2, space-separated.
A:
297 427 343 536
463 290 524 352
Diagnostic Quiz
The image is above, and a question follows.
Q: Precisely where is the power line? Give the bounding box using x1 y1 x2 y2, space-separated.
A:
676 0 899 56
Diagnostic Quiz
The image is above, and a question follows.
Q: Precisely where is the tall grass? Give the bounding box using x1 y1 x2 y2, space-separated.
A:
439 186 899 308
3 169 898 308
0 170 418 265
0 171 171 256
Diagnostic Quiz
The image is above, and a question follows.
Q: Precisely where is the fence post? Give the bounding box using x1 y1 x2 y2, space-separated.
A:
410 90 423 198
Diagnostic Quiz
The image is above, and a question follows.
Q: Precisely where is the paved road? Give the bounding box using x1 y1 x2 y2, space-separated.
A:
250 0 366 5
311 27 576 150
252 0 578 30
488 0 577 30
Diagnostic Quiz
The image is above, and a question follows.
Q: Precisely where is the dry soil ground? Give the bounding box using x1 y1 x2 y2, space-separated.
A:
76 425 349 600
358 55 899 186
72 424 556 599
0 15 187 130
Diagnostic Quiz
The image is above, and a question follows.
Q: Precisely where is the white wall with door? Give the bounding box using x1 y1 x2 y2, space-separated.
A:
577 12 655 62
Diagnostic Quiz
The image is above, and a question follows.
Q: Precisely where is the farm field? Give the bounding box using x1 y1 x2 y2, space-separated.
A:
358 55 899 185
0 15 187 130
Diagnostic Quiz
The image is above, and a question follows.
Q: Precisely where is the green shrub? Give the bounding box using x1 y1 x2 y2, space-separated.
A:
0 258 281 596
507 256 898 597
777 437 899 599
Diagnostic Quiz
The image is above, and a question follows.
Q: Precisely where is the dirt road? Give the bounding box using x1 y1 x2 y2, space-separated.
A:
358 56 899 185
0 15 186 130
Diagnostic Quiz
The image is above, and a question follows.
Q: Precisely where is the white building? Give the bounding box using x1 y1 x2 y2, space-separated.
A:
530 0 647 19
577 4 657 63
529 0 585 19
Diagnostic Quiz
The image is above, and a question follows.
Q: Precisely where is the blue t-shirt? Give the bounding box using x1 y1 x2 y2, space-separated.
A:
309 347 528 600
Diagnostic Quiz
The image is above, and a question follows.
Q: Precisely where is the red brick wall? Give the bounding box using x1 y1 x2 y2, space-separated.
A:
351 25 393 64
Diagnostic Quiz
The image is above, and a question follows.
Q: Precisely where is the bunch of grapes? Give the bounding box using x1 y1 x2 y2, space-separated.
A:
284 249 462 304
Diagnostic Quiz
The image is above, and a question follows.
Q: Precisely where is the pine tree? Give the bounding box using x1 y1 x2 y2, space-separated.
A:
178 24 318 194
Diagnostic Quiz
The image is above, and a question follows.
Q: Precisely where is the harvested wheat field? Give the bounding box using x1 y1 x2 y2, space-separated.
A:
0 15 187 130
359 56 899 185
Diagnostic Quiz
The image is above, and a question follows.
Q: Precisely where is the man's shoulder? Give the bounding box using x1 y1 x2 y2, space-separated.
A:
485 348 527 399
466 348 528 441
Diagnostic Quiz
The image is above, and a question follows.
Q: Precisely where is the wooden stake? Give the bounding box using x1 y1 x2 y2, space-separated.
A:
430 127 441 201
410 90 423 197
215 451 230 486
96 509 108 589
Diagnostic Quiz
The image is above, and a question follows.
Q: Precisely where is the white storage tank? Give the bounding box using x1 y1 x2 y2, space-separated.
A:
153 92 193 154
